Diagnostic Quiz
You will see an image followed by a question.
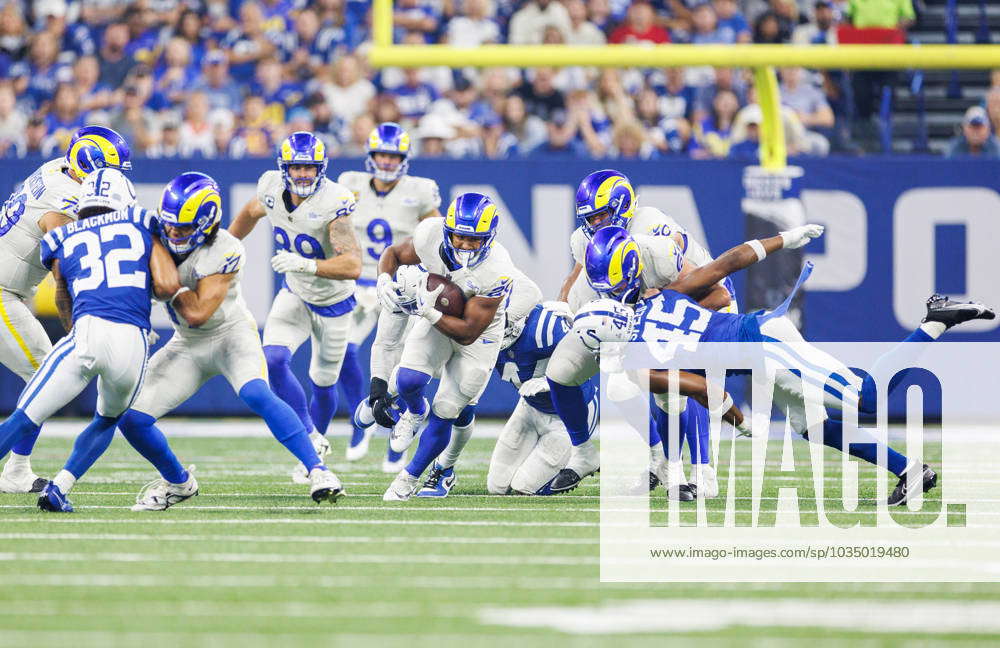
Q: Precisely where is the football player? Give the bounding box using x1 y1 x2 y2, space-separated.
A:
230 132 361 483
374 192 541 501
571 225 994 505
0 125 132 493
117 172 345 508
337 122 441 469
0 169 186 512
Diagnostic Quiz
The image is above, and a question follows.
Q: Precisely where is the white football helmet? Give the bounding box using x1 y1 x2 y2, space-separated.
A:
572 298 635 354
394 264 426 311
77 168 137 216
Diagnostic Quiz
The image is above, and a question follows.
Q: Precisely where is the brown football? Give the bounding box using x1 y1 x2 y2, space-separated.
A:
427 273 466 318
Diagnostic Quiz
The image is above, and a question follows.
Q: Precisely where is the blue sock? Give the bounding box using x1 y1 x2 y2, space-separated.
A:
340 344 366 442
405 413 453 478
648 398 663 448
0 410 40 459
239 379 320 472
309 380 338 436
455 405 476 428
860 327 937 412
547 379 591 446
64 415 119 480
10 427 40 456
263 345 314 432
396 367 430 415
689 402 710 465
118 409 187 484
385 442 403 464
813 417 908 477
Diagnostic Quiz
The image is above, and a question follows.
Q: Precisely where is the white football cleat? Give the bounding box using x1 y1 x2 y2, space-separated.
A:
382 470 419 502
345 427 374 462
291 432 331 485
389 399 429 453
565 439 600 479
131 466 199 511
381 455 406 474
654 458 696 501
0 457 47 493
309 467 345 504
692 463 719 499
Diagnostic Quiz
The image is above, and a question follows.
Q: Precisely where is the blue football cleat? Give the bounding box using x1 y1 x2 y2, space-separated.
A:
416 463 456 497
37 483 74 513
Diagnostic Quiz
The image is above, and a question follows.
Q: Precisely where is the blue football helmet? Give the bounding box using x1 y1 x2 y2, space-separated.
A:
65 125 132 179
442 192 499 269
365 122 411 183
575 169 636 238
278 131 328 197
585 226 645 304
158 172 222 255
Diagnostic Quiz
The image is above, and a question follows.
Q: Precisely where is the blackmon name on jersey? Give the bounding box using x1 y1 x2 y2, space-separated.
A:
40 206 156 330
338 171 440 282
256 170 357 306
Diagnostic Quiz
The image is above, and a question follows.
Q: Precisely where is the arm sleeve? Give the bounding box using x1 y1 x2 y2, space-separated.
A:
39 231 59 270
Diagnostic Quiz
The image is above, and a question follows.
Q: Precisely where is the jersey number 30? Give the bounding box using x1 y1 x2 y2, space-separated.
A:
63 224 147 293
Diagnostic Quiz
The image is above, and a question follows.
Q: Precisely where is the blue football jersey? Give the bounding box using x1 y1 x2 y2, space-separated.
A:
497 303 598 414
632 290 762 352
40 205 157 330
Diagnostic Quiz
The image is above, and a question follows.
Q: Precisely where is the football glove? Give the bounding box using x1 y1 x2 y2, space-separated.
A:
779 224 824 250
271 250 317 275
376 273 407 312
413 280 445 323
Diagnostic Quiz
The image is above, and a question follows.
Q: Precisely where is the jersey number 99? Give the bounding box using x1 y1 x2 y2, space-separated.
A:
274 226 326 259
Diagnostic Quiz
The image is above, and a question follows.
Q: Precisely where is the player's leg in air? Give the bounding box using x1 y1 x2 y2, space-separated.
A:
416 404 476 497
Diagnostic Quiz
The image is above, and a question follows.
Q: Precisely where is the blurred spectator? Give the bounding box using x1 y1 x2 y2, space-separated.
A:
149 118 183 158
752 11 785 44
221 1 278 84
21 116 49 157
713 0 751 44
496 94 548 157
98 23 136 89
304 92 342 149
731 94 807 156
253 57 304 126
985 88 1000 136
846 0 914 30
394 0 441 44
447 0 500 47
322 55 376 124
107 83 157 155
194 50 243 115
0 3 29 60
565 0 606 45
694 67 748 121
372 94 404 126
153 37 199 107
342 112 377 156
73 55 114 114
770 0 804 41
779 67 833 155
44 83 87 153
563 89 610 157
690 3 727 45
595 69 632 124
509 0 571 45
122 5 158 64
611 120 658 160
178 91 216 158
432 76 501 157
728 104 761 160
610 2 670 44
0 83 26 156
516 67 566 123
650 67 697 121
416 114 455 157
691 89 740 159
946 106 1000 158
25 33 70 108
283 8 325 75
587 0 614 33
174 9 207 65
793 0 838 45
230 95 276 157
387 67 440 124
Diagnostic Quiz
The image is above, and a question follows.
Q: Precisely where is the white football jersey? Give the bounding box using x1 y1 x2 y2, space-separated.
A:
411 216 514 335
569 205 713 268
0 159 80 297
338 171 440 281
257 170 358 306
168 230 255 336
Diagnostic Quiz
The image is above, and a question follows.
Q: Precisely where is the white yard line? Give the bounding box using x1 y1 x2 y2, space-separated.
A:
0 551 596 566
0 517 598 527
0 532 598 545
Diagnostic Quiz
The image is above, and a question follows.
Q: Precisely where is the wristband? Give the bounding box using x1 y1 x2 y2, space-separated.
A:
708 393 734 419
424 309 442 325
169 286 191 305
745 239 767 262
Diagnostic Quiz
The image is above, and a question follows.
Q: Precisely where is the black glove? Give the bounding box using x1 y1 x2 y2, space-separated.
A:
368 377 389 406
372 394 402 428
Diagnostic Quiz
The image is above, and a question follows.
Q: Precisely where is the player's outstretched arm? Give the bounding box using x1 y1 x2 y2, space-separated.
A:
149 239 182 301
428 294 505 346
49 259 73 332
315 215 362 280
228 198 267 239
671 258 733 311
170 273 237 327
669 225 823 298
558 263 583 302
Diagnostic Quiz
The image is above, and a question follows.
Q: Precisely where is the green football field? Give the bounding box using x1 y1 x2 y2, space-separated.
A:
1 426 998 647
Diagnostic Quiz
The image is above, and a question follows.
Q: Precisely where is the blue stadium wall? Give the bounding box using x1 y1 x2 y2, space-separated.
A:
2 156 998 418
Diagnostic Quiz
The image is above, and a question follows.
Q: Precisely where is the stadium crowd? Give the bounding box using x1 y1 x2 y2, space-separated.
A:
0 0 964 161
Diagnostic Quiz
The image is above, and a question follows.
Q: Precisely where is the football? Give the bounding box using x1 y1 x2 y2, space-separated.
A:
427 273 466 318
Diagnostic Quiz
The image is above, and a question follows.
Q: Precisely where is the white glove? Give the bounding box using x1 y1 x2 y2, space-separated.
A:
607 372 643 402
542 300 574 319
271 250 317 275
518 377 549 397
779 224 824 250
146 329 160 346
376 272 405 312
413 280 445 323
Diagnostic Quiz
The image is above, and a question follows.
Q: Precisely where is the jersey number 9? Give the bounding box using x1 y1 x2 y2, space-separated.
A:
365 218 392 262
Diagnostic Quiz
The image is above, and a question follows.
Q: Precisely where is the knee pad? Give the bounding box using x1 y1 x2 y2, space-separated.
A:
263 345 292 371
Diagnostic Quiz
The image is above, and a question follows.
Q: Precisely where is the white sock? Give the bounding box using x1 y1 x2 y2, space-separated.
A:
53 470 76 494
919 321 947 339
5 452 30 469
437 422 474 470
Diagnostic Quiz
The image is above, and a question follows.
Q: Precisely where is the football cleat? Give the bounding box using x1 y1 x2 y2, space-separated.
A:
692 464 719 499
887 462 938 507
923 294 995 329
346 426 374 462
655 459 696 501
291 432 331 484
389 399 429 453
37 483 74 513
548 468 587 494
415 463 456 497
383 470 419 502
627 471 661 496
0 459 48 493
132 467 199 512
309 467 345 504
353 398 376 430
